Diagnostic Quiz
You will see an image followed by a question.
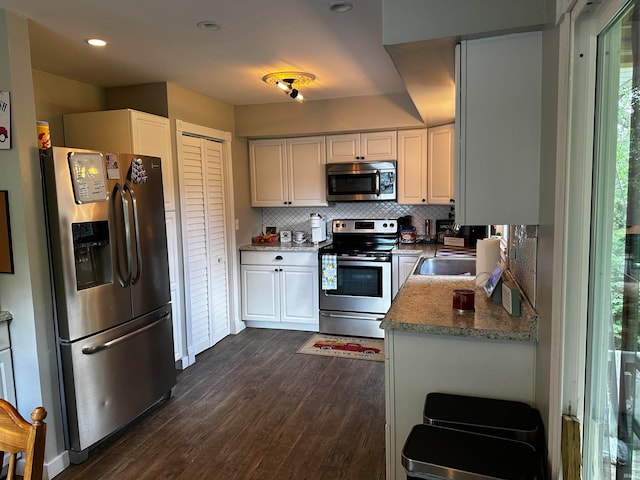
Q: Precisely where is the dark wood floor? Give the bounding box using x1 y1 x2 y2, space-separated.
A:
52 328 386 480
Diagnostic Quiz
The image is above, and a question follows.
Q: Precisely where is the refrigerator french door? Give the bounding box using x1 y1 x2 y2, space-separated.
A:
41 147 176 463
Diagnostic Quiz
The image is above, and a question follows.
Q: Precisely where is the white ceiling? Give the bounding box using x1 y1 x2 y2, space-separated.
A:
0 0 419 107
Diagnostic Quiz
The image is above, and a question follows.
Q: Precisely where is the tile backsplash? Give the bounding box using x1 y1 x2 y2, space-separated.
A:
507 225 537 307
260 203 453 239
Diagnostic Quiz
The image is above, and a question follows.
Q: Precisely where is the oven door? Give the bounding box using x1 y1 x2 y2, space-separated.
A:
319 256 391 313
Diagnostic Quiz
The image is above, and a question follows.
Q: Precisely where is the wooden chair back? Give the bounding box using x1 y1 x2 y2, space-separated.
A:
0 399 47 480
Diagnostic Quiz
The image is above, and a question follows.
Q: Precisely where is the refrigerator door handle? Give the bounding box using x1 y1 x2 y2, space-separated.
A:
124 183 143 284
114 183 132 287
81 310 171 355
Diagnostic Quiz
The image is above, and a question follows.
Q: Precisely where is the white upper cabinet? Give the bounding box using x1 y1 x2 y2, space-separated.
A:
397 126 454 205
63 109 176 212
427 124 455 205
249 136 327 207
326 131 397 163
249 139 288 206
455 32 541 225
397 129 427 204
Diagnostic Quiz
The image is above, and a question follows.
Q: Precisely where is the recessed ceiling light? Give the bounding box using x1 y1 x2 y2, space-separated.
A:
328 2 353 13
197 21 221 31
86 38 107 47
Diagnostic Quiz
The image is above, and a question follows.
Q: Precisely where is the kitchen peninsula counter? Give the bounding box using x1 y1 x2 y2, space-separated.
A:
381 274 537 342
382 270 538 480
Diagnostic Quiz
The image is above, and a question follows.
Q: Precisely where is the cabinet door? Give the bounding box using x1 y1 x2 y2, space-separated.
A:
398 257 418 288
456 32 541 224
287 137 328 206
280 266 319 324
241 265 279 322
427 124 454 205
397 129 427 204
360 131 397 161
130 111 176 211
392 254 419 298
249 139 288 206
326 133 360 163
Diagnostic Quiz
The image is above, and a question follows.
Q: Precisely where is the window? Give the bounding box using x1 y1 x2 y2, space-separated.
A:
585 1 640 476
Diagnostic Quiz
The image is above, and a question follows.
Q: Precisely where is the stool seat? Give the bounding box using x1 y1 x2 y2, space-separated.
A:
402 424 544 480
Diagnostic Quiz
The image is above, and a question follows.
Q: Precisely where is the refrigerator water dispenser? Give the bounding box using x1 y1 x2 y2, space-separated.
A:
72 221 111 290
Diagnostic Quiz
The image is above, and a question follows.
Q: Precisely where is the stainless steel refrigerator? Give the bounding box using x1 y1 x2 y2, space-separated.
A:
41 147 176 463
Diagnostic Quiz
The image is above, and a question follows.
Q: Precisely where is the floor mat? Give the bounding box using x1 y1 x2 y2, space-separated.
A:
297 333 384 362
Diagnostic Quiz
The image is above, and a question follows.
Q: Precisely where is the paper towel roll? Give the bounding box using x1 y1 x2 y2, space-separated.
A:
476 238 501 286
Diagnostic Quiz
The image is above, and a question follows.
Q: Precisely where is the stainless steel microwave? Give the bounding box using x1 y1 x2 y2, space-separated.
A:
326 161 396 201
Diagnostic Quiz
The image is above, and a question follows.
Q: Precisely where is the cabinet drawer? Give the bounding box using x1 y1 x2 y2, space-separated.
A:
241 251 317 267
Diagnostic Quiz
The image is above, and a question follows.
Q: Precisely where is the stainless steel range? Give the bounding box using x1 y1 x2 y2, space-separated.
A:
318 218 398 338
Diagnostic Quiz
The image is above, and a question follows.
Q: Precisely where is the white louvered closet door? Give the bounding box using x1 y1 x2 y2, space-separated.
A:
179 134 230 357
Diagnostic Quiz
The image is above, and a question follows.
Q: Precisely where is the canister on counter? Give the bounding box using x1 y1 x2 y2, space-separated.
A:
36 121 51 149
452 289 475 312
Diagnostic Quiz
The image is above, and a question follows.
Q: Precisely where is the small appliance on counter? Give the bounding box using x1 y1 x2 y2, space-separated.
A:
310 213 327 244
398 215 416 244
435 221 489 248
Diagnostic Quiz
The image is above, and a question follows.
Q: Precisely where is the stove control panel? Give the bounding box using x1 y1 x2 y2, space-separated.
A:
332 219 397 234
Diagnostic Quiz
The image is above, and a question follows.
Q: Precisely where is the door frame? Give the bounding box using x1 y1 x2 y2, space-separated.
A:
556 0 630 476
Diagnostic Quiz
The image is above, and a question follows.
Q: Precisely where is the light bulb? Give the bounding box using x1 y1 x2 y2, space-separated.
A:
290 89 304 102
275 81 291 93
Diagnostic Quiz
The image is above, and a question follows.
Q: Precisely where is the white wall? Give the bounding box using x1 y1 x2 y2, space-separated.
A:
0 9 66 475
381 0 546 45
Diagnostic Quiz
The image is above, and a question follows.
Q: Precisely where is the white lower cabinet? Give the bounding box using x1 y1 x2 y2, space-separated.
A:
0 322 15 407
392 253 420 299
241 251 319 330
0 338 14 473
0 349 15 406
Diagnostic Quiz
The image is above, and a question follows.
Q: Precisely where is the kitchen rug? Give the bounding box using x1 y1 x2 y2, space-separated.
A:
297 334 384 362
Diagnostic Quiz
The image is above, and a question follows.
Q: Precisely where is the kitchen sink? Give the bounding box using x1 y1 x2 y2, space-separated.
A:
413 257 476 276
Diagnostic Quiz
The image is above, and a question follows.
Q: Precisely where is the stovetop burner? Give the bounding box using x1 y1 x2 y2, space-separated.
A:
321 218 398 256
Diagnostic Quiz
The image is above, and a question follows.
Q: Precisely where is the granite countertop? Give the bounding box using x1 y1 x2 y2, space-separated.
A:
0 311 12 322
239 240 331 252
380 272 537 343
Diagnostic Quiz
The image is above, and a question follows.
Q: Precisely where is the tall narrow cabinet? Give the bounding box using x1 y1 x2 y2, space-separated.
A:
63 109 186 366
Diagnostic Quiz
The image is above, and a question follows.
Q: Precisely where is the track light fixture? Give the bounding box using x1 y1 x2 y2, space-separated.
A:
262 71 316 103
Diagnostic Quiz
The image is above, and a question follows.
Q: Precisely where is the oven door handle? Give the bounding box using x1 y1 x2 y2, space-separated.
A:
320 312 384 321
375 170 381 196
334 255 391 262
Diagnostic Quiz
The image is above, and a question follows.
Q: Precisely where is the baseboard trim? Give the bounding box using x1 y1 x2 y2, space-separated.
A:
40 450 69 480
